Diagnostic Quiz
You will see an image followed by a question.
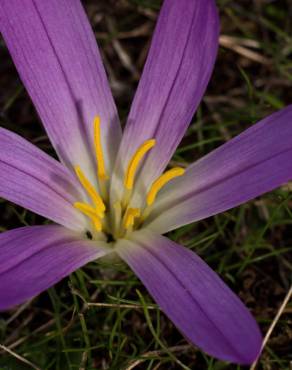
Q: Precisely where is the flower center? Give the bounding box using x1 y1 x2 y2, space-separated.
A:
74 116 185 241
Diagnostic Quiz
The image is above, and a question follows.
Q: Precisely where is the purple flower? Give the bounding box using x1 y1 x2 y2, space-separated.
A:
0 0 291 364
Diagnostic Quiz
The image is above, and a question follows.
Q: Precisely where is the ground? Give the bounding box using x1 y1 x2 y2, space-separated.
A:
0 0 291 369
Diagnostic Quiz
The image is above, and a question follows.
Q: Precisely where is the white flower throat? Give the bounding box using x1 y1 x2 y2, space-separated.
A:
74 116 185 241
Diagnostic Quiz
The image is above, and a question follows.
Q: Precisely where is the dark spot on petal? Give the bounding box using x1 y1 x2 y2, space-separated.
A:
86 231 93 240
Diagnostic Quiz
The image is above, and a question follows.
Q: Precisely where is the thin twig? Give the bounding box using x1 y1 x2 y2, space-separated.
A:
87 302 158 310
106 18 139 79
3 318 56 351
124 345 192 370
96 22 151 40
219 35 271 65
5 299 33 325
250 285 292 370
0 344 41 370
220 35 261 49
79 351 88 370
4 313 34 346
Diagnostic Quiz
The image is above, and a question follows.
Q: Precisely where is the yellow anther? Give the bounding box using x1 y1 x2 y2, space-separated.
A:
124 139 156 190
123 208 141 229
74 202 102 231
74 202 104 219
74 166 106 213
146 167 185 206
94 116 108 180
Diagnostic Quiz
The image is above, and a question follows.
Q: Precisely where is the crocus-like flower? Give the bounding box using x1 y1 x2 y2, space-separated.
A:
1 0 292 365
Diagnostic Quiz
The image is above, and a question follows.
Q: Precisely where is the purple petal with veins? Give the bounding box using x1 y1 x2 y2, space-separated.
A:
0 128 86 230
0 225 110 311
112 0 219 203
117 230 262 365
148 106 292 234
0 0 121 181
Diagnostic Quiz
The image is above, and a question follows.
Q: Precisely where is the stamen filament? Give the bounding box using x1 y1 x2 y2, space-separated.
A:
113 201 122 238
94 116 108 180
146 167 185 206
124 139 156 190
74 166 106 213
74 202 102 231
123 208 141 229
140 205 152 225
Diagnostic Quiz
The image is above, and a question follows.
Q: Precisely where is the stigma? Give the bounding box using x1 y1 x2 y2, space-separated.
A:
73 116 185 240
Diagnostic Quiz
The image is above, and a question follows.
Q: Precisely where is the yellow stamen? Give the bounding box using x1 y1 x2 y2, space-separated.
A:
74 202 102 231
123 208 141 229
74 202 104 219
124 139 156 190
74 166 106 213
94 116 108 180
146 167 185 206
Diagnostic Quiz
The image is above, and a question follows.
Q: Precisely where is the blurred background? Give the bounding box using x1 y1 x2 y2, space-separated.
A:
0 0 291 369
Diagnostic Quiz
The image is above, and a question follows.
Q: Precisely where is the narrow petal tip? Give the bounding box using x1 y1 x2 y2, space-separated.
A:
117 230 264 365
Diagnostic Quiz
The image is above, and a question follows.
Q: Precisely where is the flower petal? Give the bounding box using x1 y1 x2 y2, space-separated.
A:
148 106 292 234
0 0 121 178
0 128 86 230
0 225 110 311
113 0 219 200
117 230 262 364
